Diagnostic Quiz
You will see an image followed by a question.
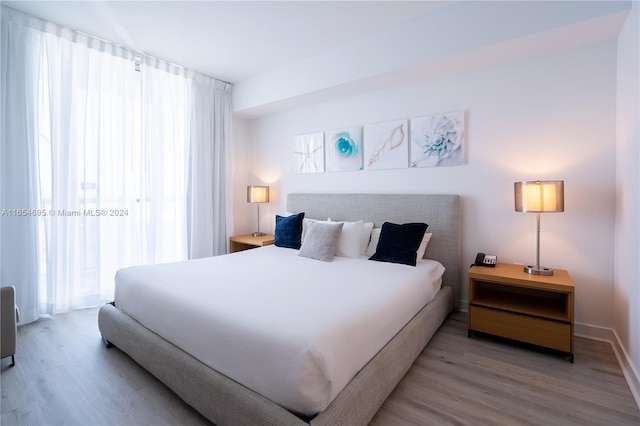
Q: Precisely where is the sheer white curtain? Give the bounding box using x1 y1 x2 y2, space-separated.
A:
39 30 142 311
1 7 231 323
188 74 232 259
0 9 43 323
140 59 190 265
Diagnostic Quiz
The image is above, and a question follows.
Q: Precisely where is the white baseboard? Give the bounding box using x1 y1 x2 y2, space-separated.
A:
574 322 615 341
575 322 640 410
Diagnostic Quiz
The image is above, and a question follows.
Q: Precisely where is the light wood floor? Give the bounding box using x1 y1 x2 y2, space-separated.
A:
1 308 638 425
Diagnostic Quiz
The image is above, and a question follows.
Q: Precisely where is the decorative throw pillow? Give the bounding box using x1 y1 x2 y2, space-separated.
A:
369 222 429 266
366 227 431 261
298 221 344 262
302 218 326 242
274 212 305 249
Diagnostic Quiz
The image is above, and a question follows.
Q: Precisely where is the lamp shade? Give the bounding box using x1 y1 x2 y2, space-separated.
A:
247 186 269 203
514 181 564 213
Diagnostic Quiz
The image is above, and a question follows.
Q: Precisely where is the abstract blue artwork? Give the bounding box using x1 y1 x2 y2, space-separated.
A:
410 111 465 168
364 119 408 170
325 127 363 172
293 132 324 173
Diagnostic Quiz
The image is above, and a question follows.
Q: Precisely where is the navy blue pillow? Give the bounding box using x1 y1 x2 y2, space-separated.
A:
274 212 305 249
369 222 429 266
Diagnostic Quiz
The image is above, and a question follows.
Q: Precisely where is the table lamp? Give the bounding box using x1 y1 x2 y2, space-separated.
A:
247 186 269 237
514 180 564 275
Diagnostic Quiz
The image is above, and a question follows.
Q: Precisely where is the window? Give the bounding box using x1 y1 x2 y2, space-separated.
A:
1 7 231 322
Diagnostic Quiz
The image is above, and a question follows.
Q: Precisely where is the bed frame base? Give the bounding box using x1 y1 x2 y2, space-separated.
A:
98 286 453 426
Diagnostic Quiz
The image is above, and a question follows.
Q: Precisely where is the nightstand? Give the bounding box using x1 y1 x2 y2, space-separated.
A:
229 234 274 253
468 263 575 362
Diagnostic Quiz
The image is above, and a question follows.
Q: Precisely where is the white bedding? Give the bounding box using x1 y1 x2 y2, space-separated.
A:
114 245 444 416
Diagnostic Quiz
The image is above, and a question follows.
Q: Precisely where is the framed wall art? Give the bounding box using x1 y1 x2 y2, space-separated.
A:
410 111 465 167
363 119 408 170
325 127 363 172
293 132 324 173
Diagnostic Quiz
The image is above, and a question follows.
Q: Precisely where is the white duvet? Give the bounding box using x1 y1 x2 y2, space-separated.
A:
115 245 444 416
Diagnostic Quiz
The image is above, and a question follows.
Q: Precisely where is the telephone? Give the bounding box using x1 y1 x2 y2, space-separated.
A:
474 252 497 267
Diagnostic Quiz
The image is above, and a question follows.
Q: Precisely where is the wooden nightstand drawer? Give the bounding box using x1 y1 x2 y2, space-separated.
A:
470 305 572 353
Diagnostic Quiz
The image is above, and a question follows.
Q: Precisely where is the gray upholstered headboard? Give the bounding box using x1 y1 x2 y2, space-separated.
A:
287 193 462 304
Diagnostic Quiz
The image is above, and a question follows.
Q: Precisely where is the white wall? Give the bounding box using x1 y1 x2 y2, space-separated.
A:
234 41 617 328
231 116 250 235
615 0 640 398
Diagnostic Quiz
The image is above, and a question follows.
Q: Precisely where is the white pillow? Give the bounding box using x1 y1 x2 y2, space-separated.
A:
328 218 373 257
416 232 433 263
361 222 374 255
365 227 381 257
328 219 364 258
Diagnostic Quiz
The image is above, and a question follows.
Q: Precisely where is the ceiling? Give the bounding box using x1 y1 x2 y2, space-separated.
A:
3 1 449 83
3 1 630 117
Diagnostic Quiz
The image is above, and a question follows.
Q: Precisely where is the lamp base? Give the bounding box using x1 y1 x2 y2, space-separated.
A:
252 232 267 237
523 265 554 276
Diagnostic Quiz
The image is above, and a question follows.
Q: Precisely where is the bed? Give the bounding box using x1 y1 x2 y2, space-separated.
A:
98 193 461 425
